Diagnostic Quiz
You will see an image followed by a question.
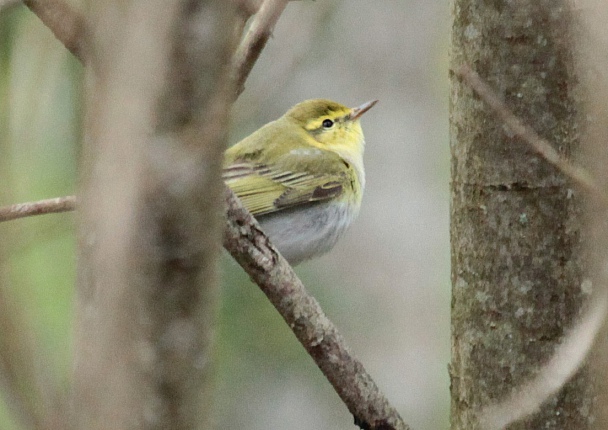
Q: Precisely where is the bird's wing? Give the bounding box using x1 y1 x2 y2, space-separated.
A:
222 162 345 216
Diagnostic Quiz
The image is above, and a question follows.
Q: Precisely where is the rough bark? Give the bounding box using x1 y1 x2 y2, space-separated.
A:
450 1 592 429
72 1 238 429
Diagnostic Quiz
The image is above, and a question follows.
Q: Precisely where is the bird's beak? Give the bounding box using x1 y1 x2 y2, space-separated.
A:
349 100 378 121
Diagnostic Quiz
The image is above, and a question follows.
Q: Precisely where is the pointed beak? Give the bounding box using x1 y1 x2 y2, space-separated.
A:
349 100 378 121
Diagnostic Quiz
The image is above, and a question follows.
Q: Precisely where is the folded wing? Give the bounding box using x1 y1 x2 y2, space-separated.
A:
223 162 345 216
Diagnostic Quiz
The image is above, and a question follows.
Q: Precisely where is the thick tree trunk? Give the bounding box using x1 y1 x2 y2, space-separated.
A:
72 2 238 429
450 1 592 429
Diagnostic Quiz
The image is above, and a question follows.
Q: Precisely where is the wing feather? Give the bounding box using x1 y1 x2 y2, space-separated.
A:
222 162 346 216
223 123 352 216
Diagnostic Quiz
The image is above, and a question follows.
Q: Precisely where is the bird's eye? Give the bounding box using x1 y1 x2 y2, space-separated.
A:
322 119 334 128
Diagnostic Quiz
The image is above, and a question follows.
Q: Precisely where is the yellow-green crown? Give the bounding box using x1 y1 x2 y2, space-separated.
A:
284 99 351 125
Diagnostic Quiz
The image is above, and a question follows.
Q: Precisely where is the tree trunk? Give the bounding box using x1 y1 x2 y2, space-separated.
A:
450 1 592 428
72 2 238 429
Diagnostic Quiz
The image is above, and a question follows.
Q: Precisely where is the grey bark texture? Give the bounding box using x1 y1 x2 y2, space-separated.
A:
72 1 238 429
450 1 593 429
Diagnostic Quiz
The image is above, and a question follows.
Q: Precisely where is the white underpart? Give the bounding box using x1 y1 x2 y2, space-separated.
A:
258 200 359 265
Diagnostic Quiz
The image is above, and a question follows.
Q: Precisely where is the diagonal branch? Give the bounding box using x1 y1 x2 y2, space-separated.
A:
224 189 409 430
12 1 410 429
0 190 411 429
23 0 86 62
456 64 608 205
231 0 288 96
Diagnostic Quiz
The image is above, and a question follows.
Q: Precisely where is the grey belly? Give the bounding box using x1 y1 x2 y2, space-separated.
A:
257 201 356 265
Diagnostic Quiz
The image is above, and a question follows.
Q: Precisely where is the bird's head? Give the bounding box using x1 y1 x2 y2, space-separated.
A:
284 98 378 154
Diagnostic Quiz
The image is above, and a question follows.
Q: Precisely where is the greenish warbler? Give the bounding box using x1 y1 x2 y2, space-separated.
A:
223 99 377 265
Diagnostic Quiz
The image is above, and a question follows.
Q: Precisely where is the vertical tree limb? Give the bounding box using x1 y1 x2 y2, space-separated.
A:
455 65 604 203
456 64 608 429
72 1 238 429
450 1 591 428
14 1 412 428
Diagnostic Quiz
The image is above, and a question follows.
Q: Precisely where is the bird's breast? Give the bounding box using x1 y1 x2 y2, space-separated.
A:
256 200 359 265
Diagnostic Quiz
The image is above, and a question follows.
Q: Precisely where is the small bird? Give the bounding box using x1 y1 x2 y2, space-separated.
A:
223 99 377 265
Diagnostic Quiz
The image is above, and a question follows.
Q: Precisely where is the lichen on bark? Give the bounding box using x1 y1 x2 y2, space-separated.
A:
450 1 592 428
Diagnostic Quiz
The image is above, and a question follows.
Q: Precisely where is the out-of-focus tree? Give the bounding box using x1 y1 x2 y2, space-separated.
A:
0 1 412 430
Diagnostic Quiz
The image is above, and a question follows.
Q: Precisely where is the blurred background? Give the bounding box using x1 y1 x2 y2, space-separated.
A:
0 1 450 429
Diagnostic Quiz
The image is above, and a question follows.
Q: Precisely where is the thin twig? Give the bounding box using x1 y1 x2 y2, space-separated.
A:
23 0 86 62
0 187 412 429
456 64 608 205
13 2 411 429
231 0 289 97
0 196 75 222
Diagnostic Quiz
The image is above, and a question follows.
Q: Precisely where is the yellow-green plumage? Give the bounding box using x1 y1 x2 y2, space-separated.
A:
223 99 376 264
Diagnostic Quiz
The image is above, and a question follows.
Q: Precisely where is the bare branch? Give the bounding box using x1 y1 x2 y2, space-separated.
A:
0 189 413 425
9 1 412 428
23 0 86 62
0 190 412 427
0 196 75 222
456 64 608 205
231 0 289 96
223 189 410 430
